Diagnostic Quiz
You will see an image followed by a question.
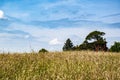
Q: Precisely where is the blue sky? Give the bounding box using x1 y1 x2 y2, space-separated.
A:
0 0 120 52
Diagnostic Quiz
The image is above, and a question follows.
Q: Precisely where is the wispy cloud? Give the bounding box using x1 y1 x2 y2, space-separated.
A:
102 13 120 18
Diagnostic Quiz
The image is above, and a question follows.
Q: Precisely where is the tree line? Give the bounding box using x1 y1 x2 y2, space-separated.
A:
39 30 120 53
63 30 120 52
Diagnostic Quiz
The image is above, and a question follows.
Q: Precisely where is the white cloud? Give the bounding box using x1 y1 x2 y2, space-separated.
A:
0 10 4 18
49 38 61 45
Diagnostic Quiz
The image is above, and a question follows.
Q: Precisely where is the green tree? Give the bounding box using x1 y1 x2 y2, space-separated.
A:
79 31 108 51
110 42 120 52
63 38 74 51
39 48 48 53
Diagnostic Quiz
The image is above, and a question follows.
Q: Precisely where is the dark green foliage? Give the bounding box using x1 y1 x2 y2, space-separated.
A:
39 48 48 53
75 31 108 51
79 42 94 50
73 45 80 51
85 31 105 41
63 38 74 51
110 42 120 52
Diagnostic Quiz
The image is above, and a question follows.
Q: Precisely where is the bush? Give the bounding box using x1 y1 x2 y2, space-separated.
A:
39 48 48 53
110 42 120 52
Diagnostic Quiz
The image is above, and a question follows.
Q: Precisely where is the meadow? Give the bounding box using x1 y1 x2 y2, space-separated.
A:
0 51 120 80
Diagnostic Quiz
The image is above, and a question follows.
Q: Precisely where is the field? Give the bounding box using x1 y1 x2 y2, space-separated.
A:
0 51 120 80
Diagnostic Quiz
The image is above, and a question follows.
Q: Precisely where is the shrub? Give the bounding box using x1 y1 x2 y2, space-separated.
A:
39 48 48 53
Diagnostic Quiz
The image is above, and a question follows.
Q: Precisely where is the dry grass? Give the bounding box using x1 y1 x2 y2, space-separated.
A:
0 51 120 80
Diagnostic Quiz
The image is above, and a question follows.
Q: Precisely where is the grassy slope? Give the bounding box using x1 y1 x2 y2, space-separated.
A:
0 51 120 80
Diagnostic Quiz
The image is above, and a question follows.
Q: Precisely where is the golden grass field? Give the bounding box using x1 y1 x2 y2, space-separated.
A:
0 51 120 80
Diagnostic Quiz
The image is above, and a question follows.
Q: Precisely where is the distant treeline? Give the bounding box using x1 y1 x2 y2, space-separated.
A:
62 31 120 52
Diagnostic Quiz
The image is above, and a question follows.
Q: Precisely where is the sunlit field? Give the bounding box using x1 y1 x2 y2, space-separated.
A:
0 51 120 80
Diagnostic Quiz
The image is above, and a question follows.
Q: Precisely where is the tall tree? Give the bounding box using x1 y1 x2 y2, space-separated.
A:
79 31 108 51
63 38 74 51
